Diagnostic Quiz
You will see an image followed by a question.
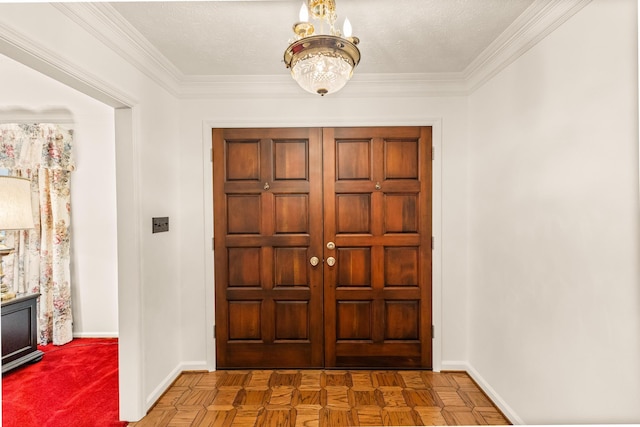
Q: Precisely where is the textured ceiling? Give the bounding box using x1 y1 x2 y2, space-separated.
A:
109 0 536 77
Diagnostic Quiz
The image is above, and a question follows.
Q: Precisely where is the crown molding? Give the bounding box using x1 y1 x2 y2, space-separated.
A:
6 0 592 100
344 73 469 98
177 0 591 97
178 72 469 99
53 2 183 98
463 0 592 92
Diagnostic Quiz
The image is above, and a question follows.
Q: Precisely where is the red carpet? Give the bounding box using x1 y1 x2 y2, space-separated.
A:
2 337 127 427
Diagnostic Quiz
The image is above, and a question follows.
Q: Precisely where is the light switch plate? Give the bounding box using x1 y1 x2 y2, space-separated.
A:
152 217 169 233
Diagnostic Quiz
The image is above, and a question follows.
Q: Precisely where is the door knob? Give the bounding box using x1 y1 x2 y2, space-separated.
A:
326 241 335 250
326 257 336 267
309 256 320 267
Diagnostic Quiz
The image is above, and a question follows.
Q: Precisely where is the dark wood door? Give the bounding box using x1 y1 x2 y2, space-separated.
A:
213 126 432 369
213 128 324 368
323 127 432 368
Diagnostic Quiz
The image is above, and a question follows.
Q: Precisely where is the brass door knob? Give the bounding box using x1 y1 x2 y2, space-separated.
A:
326 257 336 267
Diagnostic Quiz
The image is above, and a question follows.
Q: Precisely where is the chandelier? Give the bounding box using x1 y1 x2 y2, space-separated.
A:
284 0 361 96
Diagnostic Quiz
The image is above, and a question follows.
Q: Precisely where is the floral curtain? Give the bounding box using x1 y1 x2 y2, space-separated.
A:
0 123 75 345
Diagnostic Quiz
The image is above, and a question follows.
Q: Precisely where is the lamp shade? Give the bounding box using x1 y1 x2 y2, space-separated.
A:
0 176 34 230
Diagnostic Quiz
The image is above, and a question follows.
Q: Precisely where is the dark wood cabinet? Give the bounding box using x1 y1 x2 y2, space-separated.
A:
2 293 43 373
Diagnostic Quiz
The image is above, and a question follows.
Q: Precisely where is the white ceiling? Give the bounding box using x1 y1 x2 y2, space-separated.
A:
109 0 536 77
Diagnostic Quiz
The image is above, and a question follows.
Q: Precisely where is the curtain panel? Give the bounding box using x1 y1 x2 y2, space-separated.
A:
0 123 75 345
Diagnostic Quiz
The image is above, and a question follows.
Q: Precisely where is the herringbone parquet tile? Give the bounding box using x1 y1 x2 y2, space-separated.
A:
128 370 510 426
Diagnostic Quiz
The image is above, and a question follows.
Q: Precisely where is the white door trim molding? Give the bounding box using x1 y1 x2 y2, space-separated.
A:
201 117 444 372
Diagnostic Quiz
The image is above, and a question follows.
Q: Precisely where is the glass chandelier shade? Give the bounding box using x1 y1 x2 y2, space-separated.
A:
284 0 361 96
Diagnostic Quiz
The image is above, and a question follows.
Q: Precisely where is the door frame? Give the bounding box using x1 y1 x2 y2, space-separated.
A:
202 118 444 372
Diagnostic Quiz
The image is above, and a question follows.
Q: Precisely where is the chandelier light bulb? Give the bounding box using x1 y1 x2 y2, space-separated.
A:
299 2 309 22
343 17 352 38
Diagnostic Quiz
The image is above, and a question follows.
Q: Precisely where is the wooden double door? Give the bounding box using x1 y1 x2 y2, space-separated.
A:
213 127 432 369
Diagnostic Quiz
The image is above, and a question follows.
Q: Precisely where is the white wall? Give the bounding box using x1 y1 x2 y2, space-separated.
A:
0 54 118 337
468 0 640 423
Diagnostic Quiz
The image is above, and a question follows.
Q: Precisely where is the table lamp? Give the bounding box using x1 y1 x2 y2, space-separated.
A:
0 176 35 301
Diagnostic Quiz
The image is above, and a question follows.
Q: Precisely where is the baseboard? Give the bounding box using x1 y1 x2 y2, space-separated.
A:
145 364 183 410
73 332 118 338
440 360 470 371
144 361 210 411
454 362 524 425
179 360 210 372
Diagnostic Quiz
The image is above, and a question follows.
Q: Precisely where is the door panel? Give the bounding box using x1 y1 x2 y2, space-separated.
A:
323 127 432 368
213 126 431 369
213 128 324 368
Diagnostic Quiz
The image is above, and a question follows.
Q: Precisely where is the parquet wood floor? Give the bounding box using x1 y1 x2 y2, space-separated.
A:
128 370 510 426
